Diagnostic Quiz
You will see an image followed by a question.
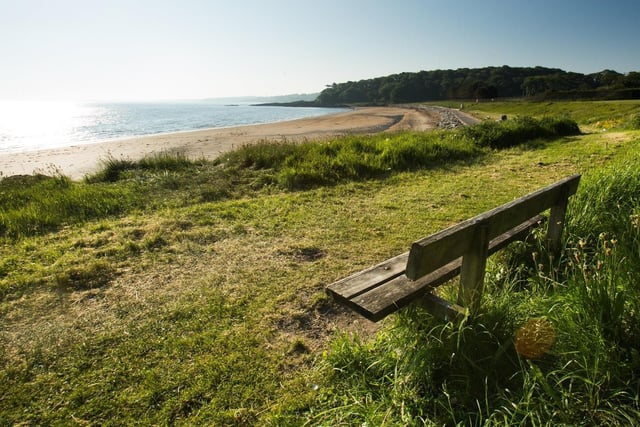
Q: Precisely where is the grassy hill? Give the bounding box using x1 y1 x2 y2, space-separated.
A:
1 101 639 425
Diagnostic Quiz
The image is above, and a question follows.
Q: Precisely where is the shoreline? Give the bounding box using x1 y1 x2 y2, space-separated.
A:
0 106 445 180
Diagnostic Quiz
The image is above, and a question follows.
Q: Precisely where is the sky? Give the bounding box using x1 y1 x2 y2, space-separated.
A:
1 0 639 101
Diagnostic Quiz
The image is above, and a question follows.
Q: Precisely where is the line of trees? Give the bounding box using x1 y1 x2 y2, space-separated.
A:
315 66 640 106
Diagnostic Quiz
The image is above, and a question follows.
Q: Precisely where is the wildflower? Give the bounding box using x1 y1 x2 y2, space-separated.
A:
578 239 587 249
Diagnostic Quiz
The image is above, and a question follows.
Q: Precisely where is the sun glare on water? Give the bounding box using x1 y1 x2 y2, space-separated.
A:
0 100 98 153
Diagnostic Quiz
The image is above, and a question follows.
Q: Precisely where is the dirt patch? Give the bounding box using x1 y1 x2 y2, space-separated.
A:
388 108 441 131
278 246 327 262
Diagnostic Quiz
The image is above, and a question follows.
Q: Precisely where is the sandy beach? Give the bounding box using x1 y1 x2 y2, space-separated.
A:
0 106 447 180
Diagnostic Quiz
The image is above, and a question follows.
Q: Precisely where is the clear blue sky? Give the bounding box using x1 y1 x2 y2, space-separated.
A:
1 0 639 101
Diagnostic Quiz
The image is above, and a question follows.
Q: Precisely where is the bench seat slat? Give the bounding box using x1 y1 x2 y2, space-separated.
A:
352 258 463 321
326 251 408 299
327 214 545 322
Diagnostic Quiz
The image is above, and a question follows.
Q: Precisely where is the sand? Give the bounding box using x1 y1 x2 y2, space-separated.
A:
0 106 445 180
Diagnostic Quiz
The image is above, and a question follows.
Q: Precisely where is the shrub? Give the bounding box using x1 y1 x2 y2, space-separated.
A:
540 116 581 136
461 116 580 149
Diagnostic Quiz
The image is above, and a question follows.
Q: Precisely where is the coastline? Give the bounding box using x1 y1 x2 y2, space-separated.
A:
0 106 443 180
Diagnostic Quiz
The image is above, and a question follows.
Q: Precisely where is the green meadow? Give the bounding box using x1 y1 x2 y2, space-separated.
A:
1 101 640 425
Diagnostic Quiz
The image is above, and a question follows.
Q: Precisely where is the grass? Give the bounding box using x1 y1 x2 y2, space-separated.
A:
1 101 639 425
0 116 579 240
307 157 640 425
0 174 135 239
437 99 640 132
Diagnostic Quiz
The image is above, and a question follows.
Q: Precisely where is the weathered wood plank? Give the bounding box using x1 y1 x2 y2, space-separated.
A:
458 222 490 310
487 215 545 253
350 258 462 321
329 215 545 321
547 184 572 256
326 252 408 300
406 175 580 280
325 174 580 321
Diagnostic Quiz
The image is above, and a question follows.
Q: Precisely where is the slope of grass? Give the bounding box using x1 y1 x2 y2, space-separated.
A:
1 101 639 425
306 156 640 426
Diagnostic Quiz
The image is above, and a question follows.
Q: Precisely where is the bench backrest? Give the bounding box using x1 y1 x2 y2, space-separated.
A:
326 175 582 321
406 174 581 311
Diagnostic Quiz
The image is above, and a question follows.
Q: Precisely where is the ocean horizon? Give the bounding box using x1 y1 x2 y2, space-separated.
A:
0 100 345 155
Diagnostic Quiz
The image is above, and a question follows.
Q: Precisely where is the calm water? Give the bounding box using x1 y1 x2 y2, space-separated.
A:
0 101 344 154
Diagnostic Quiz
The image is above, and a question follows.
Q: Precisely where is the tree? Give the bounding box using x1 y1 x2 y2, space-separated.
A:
622 72 640 88
314 66 640 106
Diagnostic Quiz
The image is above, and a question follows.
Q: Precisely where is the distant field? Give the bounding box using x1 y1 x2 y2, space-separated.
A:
434 99 640 131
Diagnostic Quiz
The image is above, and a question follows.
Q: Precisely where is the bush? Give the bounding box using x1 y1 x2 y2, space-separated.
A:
462 116 581 149
540 116 581 136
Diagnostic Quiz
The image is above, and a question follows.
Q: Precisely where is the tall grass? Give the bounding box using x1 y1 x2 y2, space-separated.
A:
309 158 640 425
219 118 579 190
278 133 480 189
85 151 202 183
568 160 640 251
461 116 580 149
216 132 480 189
0 174 134 238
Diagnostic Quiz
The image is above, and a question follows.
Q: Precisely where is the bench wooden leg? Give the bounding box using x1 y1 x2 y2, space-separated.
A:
457 222 490 312
418 293 467 322
547 185 571 257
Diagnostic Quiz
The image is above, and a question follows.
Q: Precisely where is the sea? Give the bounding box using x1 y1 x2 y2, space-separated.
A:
0 100 345 154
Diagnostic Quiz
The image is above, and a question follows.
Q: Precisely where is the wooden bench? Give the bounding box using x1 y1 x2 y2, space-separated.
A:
327 175 581 322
